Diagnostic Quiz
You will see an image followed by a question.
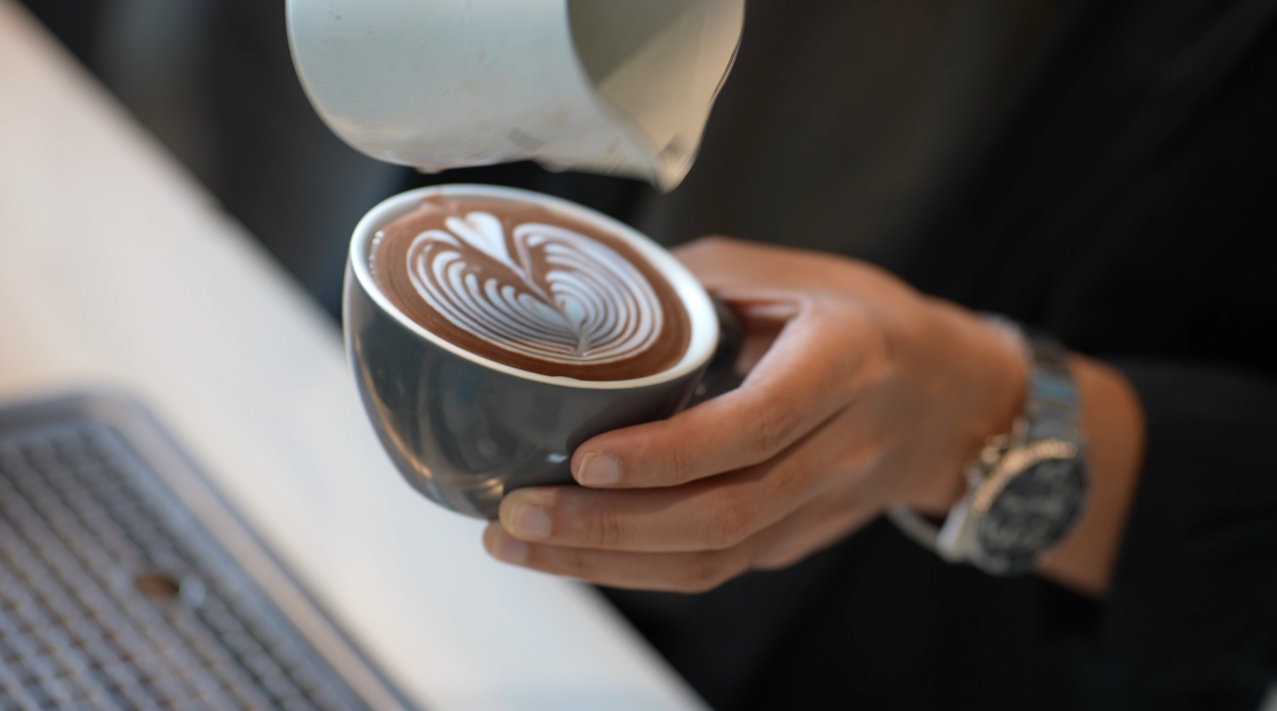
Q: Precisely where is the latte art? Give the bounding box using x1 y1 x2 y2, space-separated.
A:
406 213 664 366
370 197 691 380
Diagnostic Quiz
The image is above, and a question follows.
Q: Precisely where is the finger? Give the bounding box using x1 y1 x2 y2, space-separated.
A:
725 293 802 374
674 236 822 292
505 412 866 552
500 466 804 553
746 491 881 571
486 490 880 589
571 295 881 490
675 236 915 302
483 523 754 593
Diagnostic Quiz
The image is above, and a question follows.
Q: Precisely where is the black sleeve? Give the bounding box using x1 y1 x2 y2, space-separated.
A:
1097 361 1277 707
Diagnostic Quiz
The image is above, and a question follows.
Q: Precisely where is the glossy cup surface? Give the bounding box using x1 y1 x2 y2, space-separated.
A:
345 185 718 518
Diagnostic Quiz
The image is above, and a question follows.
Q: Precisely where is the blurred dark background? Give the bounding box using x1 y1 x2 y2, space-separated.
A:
12 1 1094 708
15 0 1066 319
20 3 1277 711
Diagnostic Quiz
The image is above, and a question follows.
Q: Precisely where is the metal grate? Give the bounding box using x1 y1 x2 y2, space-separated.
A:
0 418 376 711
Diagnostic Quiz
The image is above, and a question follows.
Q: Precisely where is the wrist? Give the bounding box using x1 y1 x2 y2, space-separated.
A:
907 301 1028 514
961 310 1029 448
891 316 1098 580
1033 356 1144 595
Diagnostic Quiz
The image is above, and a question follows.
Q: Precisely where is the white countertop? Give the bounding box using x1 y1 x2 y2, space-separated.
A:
0 2 707 709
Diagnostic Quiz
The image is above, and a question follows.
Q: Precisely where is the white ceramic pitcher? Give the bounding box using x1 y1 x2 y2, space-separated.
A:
286 0 745 191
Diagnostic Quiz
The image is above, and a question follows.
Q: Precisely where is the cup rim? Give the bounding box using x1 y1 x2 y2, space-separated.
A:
348 184 720 391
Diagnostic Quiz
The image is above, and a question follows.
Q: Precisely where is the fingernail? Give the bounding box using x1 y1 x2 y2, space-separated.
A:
493 533 529 564
509 502 552 538
742 302 801 320
577 452 621 487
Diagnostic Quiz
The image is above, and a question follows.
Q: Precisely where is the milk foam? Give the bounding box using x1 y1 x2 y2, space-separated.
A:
404 210 665 366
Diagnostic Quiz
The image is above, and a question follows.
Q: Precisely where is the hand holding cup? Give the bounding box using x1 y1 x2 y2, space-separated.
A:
484 237 1031 591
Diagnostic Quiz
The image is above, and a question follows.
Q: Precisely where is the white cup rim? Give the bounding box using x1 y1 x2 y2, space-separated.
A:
348 184 720 391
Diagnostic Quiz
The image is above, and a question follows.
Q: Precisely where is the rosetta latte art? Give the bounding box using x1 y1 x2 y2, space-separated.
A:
404 211 666 367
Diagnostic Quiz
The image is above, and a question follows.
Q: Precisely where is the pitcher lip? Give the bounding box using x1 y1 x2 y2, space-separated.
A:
348 185 720 391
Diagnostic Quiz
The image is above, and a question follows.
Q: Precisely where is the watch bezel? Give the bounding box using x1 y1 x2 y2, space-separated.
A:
970 437 1080 516
969 437 1088 573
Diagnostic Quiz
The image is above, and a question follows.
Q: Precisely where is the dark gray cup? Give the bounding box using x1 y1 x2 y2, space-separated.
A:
344 185 722 519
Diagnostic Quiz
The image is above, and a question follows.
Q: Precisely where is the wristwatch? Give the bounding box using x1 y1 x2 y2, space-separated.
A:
888 316 1088 575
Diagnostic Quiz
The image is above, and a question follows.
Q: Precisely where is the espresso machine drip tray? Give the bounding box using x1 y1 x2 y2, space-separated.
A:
0 393 412 711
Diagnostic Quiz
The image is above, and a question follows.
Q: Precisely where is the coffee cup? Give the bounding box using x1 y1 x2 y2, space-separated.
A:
345 185 730 519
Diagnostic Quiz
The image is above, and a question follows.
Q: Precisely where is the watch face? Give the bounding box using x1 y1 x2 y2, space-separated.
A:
976 455 1086 568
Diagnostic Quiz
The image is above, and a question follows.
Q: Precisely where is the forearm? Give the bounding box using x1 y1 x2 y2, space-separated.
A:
1035 355 1145 597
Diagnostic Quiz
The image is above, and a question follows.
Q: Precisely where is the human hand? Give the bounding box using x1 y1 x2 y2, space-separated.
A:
483 237 1028 592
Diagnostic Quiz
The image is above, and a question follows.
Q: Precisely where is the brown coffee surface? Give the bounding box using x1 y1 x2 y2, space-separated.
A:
369 195 691 380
